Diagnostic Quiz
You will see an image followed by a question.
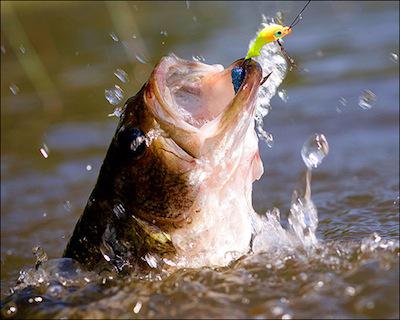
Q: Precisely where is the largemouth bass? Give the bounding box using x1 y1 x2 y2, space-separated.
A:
64 54 264 271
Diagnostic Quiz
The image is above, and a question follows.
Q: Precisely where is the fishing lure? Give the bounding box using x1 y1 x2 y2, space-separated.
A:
232 0 311 93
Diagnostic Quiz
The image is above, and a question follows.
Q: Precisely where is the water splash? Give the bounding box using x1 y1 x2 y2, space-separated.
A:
252 134 329 253
358 89 376 110
250 18 288 147
134 124 162 151
32 246 48 269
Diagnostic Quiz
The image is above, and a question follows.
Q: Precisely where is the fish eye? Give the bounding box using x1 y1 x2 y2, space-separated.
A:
275 31 282 37
117 127 147 159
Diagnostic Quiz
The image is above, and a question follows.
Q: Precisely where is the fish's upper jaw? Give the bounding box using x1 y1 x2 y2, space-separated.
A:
144 54 262 160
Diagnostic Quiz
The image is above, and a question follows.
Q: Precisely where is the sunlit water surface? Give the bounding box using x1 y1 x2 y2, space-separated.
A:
1 1 399 319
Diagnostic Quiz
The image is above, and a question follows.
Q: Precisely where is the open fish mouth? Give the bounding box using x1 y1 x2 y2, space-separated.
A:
144 54 263 159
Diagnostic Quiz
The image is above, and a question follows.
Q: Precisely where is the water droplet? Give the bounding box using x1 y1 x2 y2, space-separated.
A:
34 296 43 303
192 16 198 23
272 306 283 316
133 301 142 314
258 130 274 148
270 207 281 221
132 34 137 39
113 203 126 219
9 83 19 95
358 89 376 110
143 253 158 268
39 144 49 159
1 45 6 54
192 55 205 62
109 32 119 42
86 164 92 171
278 89 288 102
48 284 63 297
103 253 111 262
390 52 398 63
315 280 324 288
43 212 47 217
84 277 91 283
108 106 124 118
301 133 329 169
135 54 147 64
299 272 308 281
372 232 381 243
5 304 17 315
114 68 129 83
345 286 356 296
131 135 146 152
160 30 168 37
63 200 72 212
19 44 26 54
185 0 190 9
339 97 347 106
275 11 284 24
105 85 124 105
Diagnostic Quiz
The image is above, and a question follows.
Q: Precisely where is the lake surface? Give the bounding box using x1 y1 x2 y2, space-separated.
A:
1 1 399 318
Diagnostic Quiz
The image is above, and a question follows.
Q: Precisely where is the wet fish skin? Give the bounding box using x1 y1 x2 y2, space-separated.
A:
64 56 263 271
63 87 199 271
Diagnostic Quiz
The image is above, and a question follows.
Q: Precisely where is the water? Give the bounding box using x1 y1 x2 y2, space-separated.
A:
358 89 377 110
104 85 124 105
1 1 399 319
301 133 329 169
113 68 129 83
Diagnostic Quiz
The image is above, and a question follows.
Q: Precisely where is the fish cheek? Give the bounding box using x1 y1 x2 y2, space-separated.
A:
121 150 199 228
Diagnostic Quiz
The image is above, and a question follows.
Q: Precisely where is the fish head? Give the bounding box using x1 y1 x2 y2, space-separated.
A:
109 55 263 228
68 54 265 268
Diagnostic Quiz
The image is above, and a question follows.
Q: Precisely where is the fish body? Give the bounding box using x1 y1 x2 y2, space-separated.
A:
64 55 264 271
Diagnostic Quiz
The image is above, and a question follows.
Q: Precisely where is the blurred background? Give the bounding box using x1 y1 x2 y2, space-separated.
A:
1 0 399 301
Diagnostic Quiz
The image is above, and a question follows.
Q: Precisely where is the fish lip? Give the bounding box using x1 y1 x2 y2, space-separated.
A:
144 55 263 158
